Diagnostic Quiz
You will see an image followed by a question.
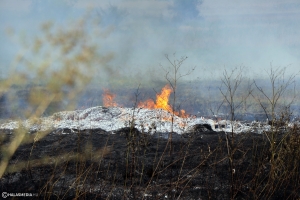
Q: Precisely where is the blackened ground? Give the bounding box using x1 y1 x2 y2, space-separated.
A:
0 127 299 200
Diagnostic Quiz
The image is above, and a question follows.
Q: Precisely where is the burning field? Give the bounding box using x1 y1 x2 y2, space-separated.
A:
2 2 300 197
0 84 270 134
0 85 300 199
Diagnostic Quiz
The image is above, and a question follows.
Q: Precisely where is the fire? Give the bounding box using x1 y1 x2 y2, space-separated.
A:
102 85 188 118
139 84 172 112
102 89 118 107
138 84 188 118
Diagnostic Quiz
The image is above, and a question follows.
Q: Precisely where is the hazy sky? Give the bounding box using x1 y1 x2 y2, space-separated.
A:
1 0 300 80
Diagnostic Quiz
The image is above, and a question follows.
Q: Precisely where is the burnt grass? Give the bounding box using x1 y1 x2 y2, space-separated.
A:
0 126 300 199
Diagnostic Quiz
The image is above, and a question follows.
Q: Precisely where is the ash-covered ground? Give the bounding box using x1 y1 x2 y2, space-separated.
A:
1 126 299 199
0 106 274 134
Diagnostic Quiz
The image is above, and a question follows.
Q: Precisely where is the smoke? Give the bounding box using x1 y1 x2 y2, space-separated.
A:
91 0 300 83
198 0 300 74
1 0 300 84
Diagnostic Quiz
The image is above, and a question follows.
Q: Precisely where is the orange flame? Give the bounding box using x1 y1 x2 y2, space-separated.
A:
102 89 118 107
138 85 172 112
102 85 189 118
138 84 188 118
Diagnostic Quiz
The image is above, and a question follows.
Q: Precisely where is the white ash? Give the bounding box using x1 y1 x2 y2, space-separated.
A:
0 106 289 134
